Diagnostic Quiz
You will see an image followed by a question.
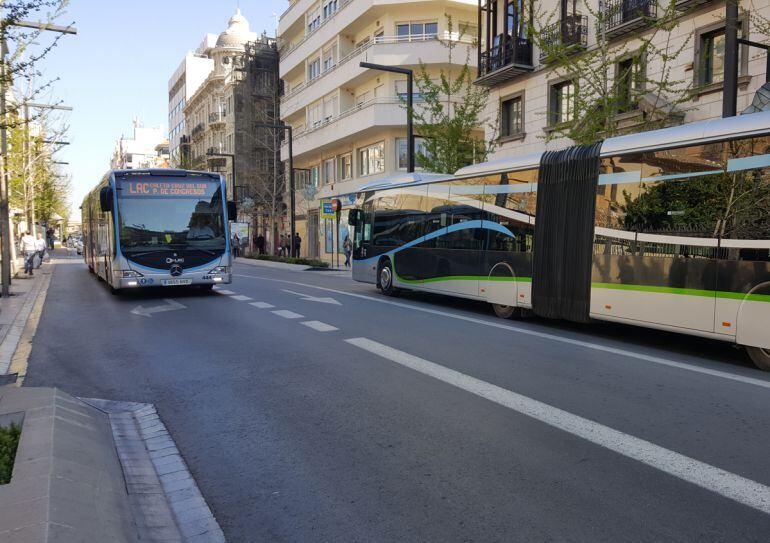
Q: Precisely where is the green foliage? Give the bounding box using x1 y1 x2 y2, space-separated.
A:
0 423 22 485
531 0 692 145
407 16 494 174
250 254 329 268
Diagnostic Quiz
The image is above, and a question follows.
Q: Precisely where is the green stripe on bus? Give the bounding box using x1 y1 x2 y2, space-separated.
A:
396 275 532 284
591 282 770 303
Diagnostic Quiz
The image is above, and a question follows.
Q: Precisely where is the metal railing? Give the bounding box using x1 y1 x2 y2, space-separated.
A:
209 111 226 123
603 0 657 33
479 38 533 77
191 122 205 139
279 0 353 58
281 33 475 103
539 15 588 61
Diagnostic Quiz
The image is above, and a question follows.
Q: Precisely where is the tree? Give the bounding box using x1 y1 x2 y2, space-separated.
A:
531 0 692 145
407 17 496 174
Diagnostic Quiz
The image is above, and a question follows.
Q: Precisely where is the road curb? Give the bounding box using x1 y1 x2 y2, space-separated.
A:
81 398 226 543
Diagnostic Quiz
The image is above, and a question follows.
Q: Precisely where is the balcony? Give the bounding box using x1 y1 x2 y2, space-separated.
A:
476 38 534 87
280 33 476 118
191 122 205 141
539 16 588 63
279 0 353 62
209 111 226 127
603 0 657 40
674 0 715 10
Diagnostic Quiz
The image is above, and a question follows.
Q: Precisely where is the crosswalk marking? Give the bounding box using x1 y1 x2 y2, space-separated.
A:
229 295 252 301
249 302 275 309
214 289 235 295
301 321 338 332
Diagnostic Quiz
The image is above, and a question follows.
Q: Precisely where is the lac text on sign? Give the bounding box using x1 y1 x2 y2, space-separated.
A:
126 182 208 197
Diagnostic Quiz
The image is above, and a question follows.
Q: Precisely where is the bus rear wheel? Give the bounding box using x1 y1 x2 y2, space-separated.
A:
378 259 399 297
746 346 770 371
492 304 519 319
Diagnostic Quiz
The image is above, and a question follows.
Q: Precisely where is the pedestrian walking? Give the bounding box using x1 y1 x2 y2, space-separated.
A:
256 233 265 255
19 232 36 276
46 227 55 249
34 233 47 269
231 232 240 258
293 233 302 257
280 234 288 257
343 235 352 268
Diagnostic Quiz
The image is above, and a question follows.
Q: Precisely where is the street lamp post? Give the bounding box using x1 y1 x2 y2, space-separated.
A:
254 122 296 256
359 62 415 173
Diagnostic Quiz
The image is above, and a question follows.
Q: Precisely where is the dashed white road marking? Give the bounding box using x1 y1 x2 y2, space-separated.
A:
345 336 770 516
214 289 235 295
272 310 304 319
301 320 339 332
233 273 770 390
229 295 252 301
249 302 275 309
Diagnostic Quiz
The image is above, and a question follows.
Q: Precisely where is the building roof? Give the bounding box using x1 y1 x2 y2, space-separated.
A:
216 9 256 48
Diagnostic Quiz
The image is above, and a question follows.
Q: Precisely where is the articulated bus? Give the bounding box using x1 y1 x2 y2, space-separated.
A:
82 169 235 293
348 111 770 370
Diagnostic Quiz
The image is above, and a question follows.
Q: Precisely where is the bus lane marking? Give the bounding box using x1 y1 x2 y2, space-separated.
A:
233 273 770 390
272 310 304 320
345 336 770 516
301 321 338 332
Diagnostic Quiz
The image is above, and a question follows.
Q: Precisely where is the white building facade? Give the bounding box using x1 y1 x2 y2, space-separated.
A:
110 121 168 170
278 0 479 261
476 0 770 161
167 35 217 166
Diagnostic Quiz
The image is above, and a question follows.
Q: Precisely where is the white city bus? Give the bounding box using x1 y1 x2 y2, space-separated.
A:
348 111 770 370
82 169 235 293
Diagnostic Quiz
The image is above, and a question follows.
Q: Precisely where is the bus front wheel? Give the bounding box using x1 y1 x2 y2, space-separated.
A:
378 259 399 297
492 304 519 319
746 346 770 371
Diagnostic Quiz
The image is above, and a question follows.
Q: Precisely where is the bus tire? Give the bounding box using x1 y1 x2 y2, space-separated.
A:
109 285 121 295
746 346 770 371
378 259 399 297
492 304 519 319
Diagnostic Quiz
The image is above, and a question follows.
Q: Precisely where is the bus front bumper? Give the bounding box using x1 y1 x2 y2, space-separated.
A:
116 272 232 289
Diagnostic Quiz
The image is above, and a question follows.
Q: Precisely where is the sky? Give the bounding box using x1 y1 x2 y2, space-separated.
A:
32 0 285 219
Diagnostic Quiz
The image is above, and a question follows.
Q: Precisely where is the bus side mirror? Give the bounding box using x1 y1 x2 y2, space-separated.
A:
227 201 237 220
348 209 360 227
99 187 113 213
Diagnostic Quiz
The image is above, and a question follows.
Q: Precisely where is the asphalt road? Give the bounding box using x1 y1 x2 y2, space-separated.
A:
25 252 770 542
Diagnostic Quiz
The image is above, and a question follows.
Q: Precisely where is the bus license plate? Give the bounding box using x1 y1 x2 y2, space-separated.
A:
162 279 192 286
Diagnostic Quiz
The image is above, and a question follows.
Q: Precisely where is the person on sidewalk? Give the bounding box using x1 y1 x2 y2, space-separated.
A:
256 233 265 255
343 235 352 268
34 233 47 269
46 227 55 249
293 233 302 258
19 232 37 276
231 232 240 259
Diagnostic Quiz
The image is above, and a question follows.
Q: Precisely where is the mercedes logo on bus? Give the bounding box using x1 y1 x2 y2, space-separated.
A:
169 264 183 277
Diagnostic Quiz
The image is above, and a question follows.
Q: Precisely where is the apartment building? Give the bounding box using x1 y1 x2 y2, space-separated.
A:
167 35 217 166
110 121 167 170
476 0 770 161
277 0 478 260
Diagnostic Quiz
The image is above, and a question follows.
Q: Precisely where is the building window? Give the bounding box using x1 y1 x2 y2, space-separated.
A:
396 137 429 169
307 8 321 33
550 80 575 125
310 165 319 187
323 158 335 184
338 153 352 180
359 142 385 176
308 58 321 81
501 95 523 138
616 56 644 113
395 21 438 41
695 21 746 87
322 44 337 72
322 0 338 19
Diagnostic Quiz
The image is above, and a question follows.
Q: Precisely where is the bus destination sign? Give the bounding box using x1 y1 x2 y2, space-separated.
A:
121 181 210 198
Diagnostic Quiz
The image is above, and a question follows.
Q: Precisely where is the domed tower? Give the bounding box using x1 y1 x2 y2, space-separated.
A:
212 9 257 75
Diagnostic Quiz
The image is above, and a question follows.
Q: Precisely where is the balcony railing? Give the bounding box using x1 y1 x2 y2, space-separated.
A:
279 0 353 59
191 122 205 140
674 0 715 10
281 33 475 104
539 16 588 62
209 111 226 124
603 0 657 39
477 37 534 87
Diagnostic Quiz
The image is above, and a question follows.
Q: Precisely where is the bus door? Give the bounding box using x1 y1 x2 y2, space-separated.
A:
352 199 375 283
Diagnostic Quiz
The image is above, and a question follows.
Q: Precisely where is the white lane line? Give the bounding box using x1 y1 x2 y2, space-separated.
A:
301 320 339 332
346 336 770 515
233 273 770 390
249 302 275 309
229 295 253 301
272 310 304 319
214 289 235 295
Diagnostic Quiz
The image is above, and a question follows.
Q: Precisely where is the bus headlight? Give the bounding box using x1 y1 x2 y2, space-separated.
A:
122 270 144 278
209 266 230 274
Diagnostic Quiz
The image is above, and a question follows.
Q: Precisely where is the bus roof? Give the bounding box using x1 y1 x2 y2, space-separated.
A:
110 168 220 179
455 110 770 178
357 172 454 192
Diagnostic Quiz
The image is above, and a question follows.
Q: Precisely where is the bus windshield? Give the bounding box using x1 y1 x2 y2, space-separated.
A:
116 177 226 254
